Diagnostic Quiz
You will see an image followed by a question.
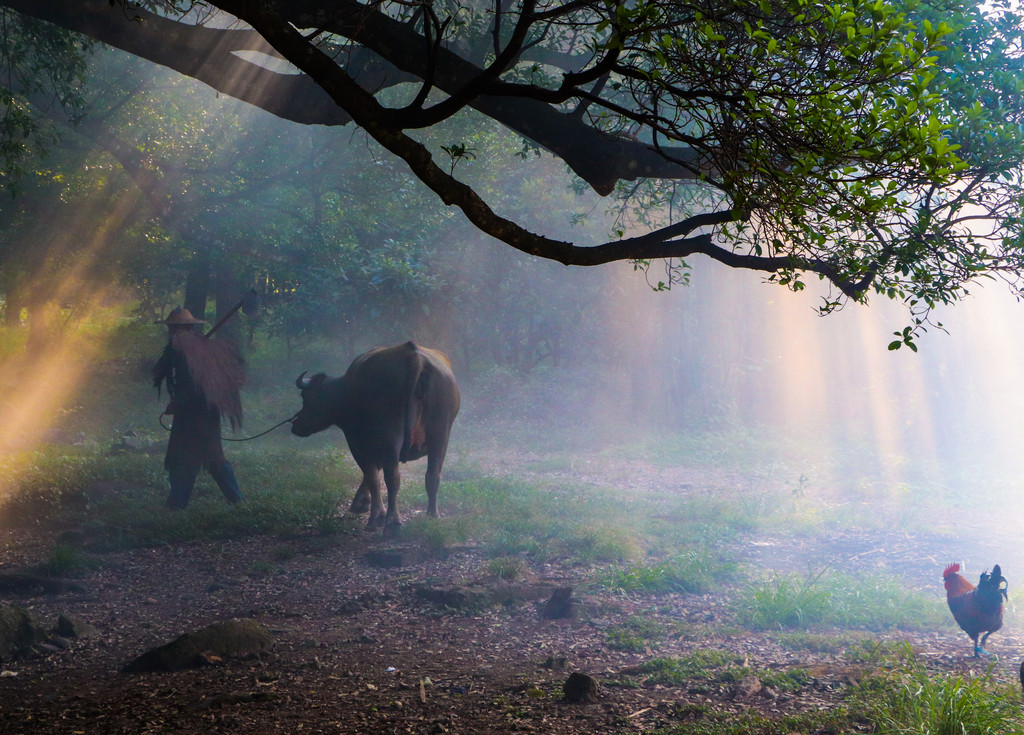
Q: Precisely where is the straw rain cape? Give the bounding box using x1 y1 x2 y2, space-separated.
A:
168 331 246 429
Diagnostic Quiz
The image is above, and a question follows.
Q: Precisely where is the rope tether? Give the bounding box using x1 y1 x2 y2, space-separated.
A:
158 412 299 441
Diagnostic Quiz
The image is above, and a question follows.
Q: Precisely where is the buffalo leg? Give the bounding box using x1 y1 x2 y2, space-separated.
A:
382 463 402 536
425 453 444 518
349 485 371 514
353 462 386 528
424 429 451 518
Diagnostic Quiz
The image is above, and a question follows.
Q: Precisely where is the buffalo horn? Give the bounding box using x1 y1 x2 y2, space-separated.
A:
295 372 310 389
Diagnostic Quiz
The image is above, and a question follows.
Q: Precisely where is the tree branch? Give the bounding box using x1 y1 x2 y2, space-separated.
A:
2 0 706 194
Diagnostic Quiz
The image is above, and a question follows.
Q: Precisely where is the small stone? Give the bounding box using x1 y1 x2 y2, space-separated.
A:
123 619 273 673
46 637 72 650
542 587 575 619
562 672 599 703
56 615 98 639
733 675 763 698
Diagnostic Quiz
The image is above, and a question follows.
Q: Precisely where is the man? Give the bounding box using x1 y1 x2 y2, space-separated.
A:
152 306 246 509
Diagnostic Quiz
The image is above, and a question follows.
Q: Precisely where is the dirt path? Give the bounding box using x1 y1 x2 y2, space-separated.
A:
0 453 1020 734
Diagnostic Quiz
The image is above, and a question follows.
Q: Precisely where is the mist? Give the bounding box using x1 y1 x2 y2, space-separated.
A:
5 23 1024 735
5 45 1024 532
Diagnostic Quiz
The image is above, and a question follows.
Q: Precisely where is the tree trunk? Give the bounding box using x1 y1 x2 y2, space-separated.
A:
183 250 212 323
3 287 24 327
213 260 243 345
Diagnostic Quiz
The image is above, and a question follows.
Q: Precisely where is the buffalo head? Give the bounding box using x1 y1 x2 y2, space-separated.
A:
291 372 333 437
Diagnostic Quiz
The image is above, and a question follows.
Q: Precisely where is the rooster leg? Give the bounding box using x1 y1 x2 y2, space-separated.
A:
971 634 982 658
976 632 997 658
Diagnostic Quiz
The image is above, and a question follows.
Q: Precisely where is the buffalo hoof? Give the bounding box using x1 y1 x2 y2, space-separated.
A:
349 496 371 514
382 521 403 540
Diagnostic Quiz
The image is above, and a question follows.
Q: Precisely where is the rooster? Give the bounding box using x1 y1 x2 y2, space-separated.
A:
943 562 1007 657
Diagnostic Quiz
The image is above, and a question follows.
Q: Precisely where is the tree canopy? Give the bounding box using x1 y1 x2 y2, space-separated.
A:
4 0 1024 342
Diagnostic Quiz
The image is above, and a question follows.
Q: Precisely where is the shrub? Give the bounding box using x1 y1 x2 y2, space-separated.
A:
858 665 1024 734
597 548 738 595
738 569 833 629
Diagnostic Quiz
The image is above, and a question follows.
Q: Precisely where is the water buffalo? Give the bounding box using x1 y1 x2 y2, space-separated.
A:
292 341 460 536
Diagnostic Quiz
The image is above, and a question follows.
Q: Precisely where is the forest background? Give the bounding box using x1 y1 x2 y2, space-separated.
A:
2 7 1024 525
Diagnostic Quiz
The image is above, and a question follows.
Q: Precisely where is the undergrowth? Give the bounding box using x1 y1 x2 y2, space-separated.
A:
0 446 365 549
642 647 1024 735
738 568 946 631
853 654 1024 735
593 548 739 595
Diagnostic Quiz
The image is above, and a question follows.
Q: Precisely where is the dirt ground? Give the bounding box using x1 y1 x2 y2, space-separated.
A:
0 455 1021 735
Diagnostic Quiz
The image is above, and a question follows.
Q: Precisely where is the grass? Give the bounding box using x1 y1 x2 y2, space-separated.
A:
642 707 856 735
641 647 1024 735
620 649 808 695
855 659 1024 735
737 568 946 632
402 476 650 562
594 548 739 595
38 542 99 577
770 631 917 658
737 568 833 629
0 445 367 549
828 573 948 631
486 556 528 581
402 514 477 551
605 616 669 652
626 650 744 685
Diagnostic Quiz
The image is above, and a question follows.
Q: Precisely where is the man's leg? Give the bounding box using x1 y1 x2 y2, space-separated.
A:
208 460 242 504
166 462 200 509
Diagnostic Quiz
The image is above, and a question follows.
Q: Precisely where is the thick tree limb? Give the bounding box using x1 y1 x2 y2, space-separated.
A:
1 0 702 194
2 0 358 125
1 0 895 298
205 0 872 298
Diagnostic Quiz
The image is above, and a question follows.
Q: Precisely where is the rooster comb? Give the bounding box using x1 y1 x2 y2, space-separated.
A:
943 562 961 578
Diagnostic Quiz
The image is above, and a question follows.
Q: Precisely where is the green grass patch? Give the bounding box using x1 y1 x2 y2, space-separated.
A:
646 706 856 735
828 573 947 630
522 456 579 473
737 569 833 629
738 569 944 631
606 629 648 653
772 631 860 654
562 523 643 563
629 650 745 685
402 514 478 551
719 665 808 693
855 663 1024 734
0 445 366 550
594 548 738 595
622 649 808 698
486 555 528 581
408 476 647 563
37 542 100 577
606 616 668 652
